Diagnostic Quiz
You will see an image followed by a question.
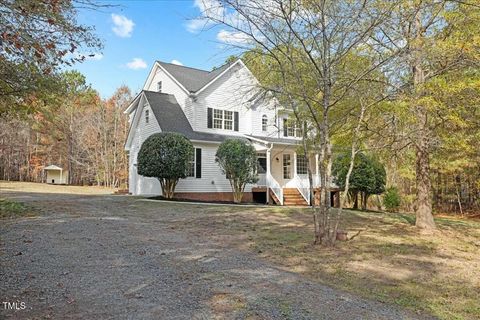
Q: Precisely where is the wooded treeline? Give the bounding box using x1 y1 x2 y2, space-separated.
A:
0 1 130 188
0 72 131 187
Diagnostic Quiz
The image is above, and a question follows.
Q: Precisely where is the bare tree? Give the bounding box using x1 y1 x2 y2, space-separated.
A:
198 0 396 245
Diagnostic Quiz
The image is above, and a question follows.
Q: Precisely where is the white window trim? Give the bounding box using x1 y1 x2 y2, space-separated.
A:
187 148 196 178
262 115 268 132
296 154 308 175
283 154 291 179
212 108 234 131
284 117 301 138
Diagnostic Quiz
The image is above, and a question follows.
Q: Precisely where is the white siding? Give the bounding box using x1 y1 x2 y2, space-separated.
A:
176 142 254 193
250 98 280 137
128 99 162 196
193 65 256 135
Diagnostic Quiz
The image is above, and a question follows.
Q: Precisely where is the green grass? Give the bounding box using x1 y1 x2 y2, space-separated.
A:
0 198 34 219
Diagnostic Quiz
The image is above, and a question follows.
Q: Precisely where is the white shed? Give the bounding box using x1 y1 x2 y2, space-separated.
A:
44 165 68 185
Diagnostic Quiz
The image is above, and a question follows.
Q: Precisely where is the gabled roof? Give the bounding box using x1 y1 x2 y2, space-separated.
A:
143 91 244 143
44 165 63 170
156 61 232 93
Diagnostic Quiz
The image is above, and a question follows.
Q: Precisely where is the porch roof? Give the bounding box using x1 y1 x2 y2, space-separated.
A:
245 135 301 146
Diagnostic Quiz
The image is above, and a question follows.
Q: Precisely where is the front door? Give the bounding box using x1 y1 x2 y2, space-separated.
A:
282 153 292 186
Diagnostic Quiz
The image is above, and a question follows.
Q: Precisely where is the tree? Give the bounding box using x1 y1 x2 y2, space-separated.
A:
202 0 395 245
137 133 193 199
333 152 386 210
0 0 103 114
384 187 401 212
369 0 480 229
215 139 258 203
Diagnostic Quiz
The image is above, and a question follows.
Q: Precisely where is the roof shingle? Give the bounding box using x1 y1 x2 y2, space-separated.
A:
157 61 232 93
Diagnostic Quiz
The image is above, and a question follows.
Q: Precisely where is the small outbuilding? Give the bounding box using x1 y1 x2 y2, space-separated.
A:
43 165 68 185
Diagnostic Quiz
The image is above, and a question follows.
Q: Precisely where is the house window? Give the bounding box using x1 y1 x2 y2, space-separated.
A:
257 152 267 174
283 154 291 179
213 109 223 129
212 108 235 130
296 154 308 175
145 109 149 124
283 118 301 137
157 81 162 92
187 148 202 178
262 115 267 131
224 110 233 130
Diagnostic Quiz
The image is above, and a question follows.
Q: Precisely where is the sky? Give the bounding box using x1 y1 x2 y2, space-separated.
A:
73 0 242 98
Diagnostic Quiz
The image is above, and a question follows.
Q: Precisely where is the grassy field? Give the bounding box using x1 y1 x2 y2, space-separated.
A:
191 205 480 320
0 181 115 195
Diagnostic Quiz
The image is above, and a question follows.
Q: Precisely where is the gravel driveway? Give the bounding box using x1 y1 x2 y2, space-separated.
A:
0 190 432 319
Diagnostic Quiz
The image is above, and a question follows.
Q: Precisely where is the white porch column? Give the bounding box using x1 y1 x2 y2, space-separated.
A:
315 154 319 186
266 148 271 203
293 151 297 179
60 169 63 184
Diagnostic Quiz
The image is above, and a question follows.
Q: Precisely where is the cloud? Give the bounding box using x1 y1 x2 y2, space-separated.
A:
186 0 226 33
170 59 183 66
217 30 251 45
111 14 134 38
126 58 147 70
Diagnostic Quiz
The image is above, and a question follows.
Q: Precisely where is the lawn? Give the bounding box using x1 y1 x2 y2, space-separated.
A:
188 205 480 320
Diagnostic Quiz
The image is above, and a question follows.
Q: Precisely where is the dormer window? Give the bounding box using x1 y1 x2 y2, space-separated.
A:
145 109 149 124
157 81 162 92
262 115 267 131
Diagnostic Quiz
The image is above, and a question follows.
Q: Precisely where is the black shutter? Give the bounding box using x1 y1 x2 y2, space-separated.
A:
283 118 288 137
207 108 213 128
195 148 202 178
234 111 239 131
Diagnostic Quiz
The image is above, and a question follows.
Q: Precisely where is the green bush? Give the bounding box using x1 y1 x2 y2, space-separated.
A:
215 139 258 203
137 132 193 198
383 187 401 212
332 152 386 210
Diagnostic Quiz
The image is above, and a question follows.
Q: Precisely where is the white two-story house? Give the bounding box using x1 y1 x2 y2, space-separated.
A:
125 59 340 206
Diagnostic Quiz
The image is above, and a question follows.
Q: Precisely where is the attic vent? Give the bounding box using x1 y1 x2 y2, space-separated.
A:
157 81 162 92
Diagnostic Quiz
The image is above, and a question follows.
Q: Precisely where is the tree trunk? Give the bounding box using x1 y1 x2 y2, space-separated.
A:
412 9 436 230
353 191 359 209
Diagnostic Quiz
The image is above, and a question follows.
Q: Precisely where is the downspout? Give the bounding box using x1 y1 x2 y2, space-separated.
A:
266 142 274 204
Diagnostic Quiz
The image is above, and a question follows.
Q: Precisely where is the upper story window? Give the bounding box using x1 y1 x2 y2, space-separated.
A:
157 81 162 92
208 108 238 131
262 115 267 131
145 109 149 124
283 118 302 137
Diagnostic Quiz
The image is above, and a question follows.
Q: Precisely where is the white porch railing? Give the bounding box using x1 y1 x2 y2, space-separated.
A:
293 175 311 205
266 172 283 205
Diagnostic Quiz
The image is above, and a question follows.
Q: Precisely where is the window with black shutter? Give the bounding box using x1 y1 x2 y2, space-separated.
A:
195 148 202 178
187 148 202 178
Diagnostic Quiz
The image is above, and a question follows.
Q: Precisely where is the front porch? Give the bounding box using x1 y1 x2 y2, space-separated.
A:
251 142 340 206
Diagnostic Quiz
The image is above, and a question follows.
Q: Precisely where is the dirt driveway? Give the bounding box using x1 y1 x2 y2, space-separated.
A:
0 186 431 319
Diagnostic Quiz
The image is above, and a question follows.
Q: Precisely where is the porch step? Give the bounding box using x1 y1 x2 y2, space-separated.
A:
283 188 308 206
